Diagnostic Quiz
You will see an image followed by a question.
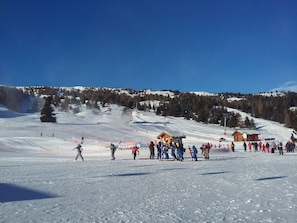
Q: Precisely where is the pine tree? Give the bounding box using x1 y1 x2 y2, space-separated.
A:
228 113 240 128
40 96 57 123
284 110 291 128
250 118 256 129
244 116 251 128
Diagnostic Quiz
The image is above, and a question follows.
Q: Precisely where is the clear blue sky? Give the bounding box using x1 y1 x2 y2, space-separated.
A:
1 0 297 93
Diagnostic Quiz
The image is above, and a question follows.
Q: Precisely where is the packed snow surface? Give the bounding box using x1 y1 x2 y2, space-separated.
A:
0 104 296 223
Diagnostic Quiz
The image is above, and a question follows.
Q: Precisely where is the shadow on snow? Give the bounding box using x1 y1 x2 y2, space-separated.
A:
0 110 27 119
108 172 152 177
255 176 287 181
208 156 247 161
132 121 169 125
0 183 58 203
201 171 230 176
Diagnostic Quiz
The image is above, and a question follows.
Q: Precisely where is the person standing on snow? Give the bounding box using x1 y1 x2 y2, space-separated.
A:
248 141 252 152
192 145 198 161
189 146 194 160
132 145 139 160
204 143 211 159
110 143 116 160
149 141 155 159
73 143 84 161
265 142 270 153
163 144 169 159
171 143 177 160
278 141 283 155
231 142 235 152
243 141 247 152
157 141 162 160
177 143 184 161
271 141 276 153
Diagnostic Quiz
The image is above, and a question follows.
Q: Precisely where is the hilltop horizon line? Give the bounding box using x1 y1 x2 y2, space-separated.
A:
2 84 296 95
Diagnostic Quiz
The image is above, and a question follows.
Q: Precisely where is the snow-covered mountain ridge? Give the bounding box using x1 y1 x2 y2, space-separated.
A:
1 85 297 132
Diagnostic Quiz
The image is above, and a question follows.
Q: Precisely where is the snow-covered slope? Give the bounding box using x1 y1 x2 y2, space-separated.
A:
1 104 297 222
0 104 294 157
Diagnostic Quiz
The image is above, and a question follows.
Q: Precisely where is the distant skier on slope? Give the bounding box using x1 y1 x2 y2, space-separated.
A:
203 143 211 159
171 143 177 160
192 145 198 161
177 143 184 161
157 141 162 159
149 141 155 159
110 143 116 160
278 141 283 155
132 145 139 160
231 142 235 152
73 143 84 161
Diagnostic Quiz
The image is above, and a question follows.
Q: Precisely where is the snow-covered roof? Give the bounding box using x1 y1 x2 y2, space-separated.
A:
232 129 259 135
157 130 186 139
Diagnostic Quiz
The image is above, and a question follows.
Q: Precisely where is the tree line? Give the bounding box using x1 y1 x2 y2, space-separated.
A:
1 86 296 131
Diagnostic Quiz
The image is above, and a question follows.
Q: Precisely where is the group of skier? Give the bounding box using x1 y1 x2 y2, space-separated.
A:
73 141 141 161
73 137 295 162
105 140 213 161
73 137 214 162
73 140 213 162
110 142 139 160
242 140 295 155
149 141 212 161
74 131 297 162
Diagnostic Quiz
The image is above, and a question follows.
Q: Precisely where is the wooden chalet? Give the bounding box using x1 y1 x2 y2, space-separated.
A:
232 130 260 142
157 130 186 145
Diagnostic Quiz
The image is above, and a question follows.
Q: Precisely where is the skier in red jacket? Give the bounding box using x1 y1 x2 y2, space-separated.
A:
132 145 139 160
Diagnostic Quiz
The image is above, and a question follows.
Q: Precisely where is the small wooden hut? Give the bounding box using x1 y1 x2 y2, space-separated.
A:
157 130 186 146
232 130 259 142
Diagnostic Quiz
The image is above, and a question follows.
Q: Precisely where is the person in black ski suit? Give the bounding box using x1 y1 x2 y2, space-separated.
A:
149 141 155 159
243 141 247 152
73 143 84 161
171 143 177 160
278 142 283 155
110 143 116 160
231 142 235 152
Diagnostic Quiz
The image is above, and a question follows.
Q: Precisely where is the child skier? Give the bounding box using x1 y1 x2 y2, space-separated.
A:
132 145 139 160
192 145 198 161
189 146 193 160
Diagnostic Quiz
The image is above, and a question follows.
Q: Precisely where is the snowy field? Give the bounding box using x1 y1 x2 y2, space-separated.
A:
1 104 297 223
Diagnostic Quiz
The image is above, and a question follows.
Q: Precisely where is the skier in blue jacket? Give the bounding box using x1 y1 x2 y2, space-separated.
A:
171 143 177 159
157 141 162 159
192 145 198 161
163 144 169 159
177 143 184 161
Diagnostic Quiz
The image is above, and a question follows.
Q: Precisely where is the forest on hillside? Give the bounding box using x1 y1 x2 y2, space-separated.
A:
1 85 297 131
